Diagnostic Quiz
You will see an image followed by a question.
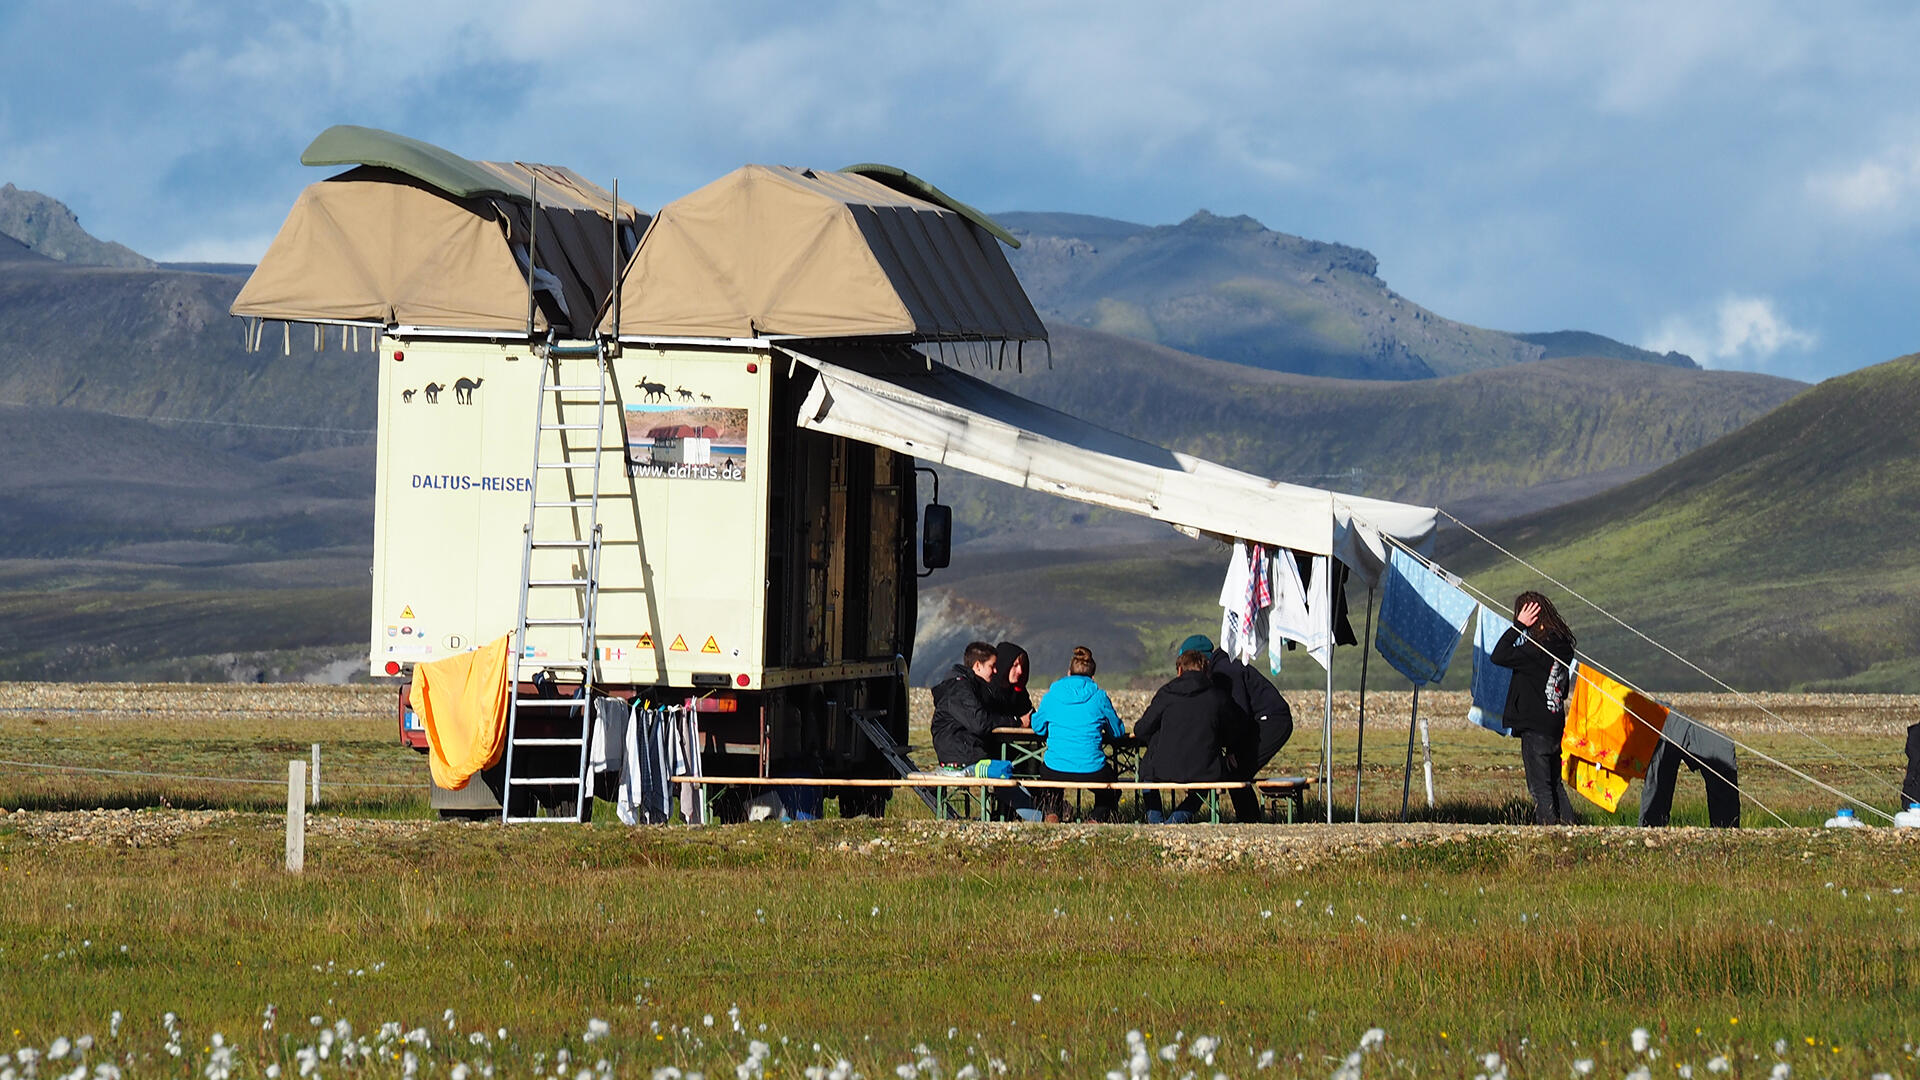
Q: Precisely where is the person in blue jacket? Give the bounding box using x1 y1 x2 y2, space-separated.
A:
1031 646 1125 822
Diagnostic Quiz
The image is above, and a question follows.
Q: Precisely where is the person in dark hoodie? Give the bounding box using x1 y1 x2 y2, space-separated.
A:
1490 591 1578 825
1135 648 1241 824
1031 646 1125 822
984 641 1035 726
1179 633 1294 822
930 641 998 768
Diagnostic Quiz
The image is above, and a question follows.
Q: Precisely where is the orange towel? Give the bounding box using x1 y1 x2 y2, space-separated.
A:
1563 667 1668 781
1563 752 1631 812
411 633 512 790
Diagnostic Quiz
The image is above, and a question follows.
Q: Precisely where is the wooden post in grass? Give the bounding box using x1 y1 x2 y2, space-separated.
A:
310 744 321 807
286 761 306 873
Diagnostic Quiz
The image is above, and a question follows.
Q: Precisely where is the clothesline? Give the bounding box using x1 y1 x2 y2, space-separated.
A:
1373 530 1883 824
1433 506 1906 805
0 757 420 789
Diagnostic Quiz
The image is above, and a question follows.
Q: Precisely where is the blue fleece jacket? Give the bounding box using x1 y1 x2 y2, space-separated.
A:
1032 675 1125 773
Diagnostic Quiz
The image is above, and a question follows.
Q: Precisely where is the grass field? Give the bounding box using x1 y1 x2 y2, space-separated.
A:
2 683 1919 1076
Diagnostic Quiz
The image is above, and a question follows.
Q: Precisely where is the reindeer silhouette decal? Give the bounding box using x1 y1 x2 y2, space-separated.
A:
454 377 483 404
675 385 694 401
401 388 416 403
422 382 444 404
634 376 669 402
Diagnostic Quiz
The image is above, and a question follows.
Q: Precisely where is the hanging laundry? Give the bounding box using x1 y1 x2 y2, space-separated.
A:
1217 540 1266 663
1374 548 1476 685
1563 752 1631 812
1563 667 1669 780
411 633 512 790
1468 607 1517 736
589 695 631 777
1639 710 1740 827
1267 549 1314 674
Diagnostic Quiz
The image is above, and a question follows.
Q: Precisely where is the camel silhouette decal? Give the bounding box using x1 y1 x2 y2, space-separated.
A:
422 382 444 404
454 377 483 404
401 389 415 403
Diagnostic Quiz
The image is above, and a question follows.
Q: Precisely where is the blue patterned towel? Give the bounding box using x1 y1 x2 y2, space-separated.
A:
1374 548 1476 686
1469 607 1517 736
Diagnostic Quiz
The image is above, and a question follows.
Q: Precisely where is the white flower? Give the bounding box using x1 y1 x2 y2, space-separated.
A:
584 1019 610 1043
1678 1068 1693 1079
1706 1058 1730 1074
265 1068 280 1080
1630 1028 1650 1054
452 1066 470 1080
1625 1067 1650 1080
1768 1065 1790 1080
1159 1044 1180 1062
1256 1049 1275 1069
108 1014 121 1040
652 1069 683 1080
93 1065 122 1080
1192 1035 1219 1062
1359 1029 1385 1052
894 1066 917 1080
1571 1059 1593 1076
48 1040 70 1061
1031 994 1042 1003
1483 1052 1501 1070
703 1016 714 1028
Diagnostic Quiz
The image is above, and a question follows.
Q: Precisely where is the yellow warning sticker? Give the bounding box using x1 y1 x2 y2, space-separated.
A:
400 605 415 619
669 634 688 652
637 632 655 648
701 635 721 654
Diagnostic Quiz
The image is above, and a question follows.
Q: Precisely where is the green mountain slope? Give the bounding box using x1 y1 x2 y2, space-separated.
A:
1441 353 1920 690
998 210 1696 379
940 324 1802 541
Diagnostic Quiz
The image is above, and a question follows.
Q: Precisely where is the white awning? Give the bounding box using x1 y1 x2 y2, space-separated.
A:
785 347 1436 580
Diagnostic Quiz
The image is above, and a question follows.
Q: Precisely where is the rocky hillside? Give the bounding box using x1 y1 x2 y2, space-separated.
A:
0 184 154 268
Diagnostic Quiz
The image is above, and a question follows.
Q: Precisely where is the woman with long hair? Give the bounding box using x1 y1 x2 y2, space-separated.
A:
1490 590 1578 824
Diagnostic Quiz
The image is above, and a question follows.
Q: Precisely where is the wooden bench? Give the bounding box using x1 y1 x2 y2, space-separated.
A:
1253 776 1316 823
668 775 1262 824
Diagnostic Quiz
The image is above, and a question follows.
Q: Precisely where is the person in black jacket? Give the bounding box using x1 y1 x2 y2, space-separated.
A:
984 641 1035 726
1135 649 1242 823
1490 591 1578 825
1180 634 1295 822
930 641 999 767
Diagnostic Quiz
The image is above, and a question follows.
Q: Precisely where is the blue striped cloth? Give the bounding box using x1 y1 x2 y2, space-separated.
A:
1469 607 1517 736
1374 548 1476 686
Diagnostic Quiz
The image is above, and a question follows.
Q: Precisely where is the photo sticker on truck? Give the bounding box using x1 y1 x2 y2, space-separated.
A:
624 404 747 481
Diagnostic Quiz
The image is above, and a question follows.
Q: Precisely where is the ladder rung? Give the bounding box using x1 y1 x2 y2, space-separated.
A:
548 384 606 392
536 462 600 470
507 777 584 786
530 540 594 548
512 737 586 747
523 617 587 626
541 424 601 431
527 579 592 587
533 500 595 509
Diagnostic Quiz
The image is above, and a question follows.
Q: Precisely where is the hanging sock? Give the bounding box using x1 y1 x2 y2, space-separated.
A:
1468 606 1517 736
1374 548 1475 686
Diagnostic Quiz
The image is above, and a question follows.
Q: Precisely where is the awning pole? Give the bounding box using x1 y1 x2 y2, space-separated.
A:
1324 645 1334 823
1354 583 1374 823
1400 684 1419 822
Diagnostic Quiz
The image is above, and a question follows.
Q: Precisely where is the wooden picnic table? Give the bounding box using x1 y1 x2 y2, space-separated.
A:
667 773 1315 824
988 725 1146 778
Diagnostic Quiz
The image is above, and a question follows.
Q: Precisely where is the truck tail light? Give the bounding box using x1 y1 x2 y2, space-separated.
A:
384 660 401 675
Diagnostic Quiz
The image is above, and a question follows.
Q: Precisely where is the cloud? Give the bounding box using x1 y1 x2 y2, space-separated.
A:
1807 136 1920 222
1645 296 1816 370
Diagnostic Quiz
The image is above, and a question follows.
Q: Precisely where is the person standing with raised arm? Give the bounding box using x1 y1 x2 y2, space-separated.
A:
1490 591 1578 825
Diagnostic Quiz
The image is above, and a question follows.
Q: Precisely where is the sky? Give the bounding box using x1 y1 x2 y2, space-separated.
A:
5 0 1920 382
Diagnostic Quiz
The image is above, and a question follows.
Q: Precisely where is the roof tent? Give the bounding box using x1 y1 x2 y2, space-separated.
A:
782 345 1437 581
600 165 1046 343
232 125 644 337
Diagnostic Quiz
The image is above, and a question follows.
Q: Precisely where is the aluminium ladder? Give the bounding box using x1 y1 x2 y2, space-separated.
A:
500 341 614 822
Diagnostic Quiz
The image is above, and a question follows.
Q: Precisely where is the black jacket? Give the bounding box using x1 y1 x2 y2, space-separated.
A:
1134 670 1238 783
1210 648 1294 759
931 664 994 765
1490 626 1575 734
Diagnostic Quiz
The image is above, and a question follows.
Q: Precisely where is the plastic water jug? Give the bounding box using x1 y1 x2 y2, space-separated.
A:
1824 806 1864 828
1895 803 1920 829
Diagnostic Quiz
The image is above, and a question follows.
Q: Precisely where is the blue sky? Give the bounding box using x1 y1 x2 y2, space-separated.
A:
5 0 1920 381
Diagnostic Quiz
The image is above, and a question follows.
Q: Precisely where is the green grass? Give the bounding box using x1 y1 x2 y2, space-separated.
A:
1 818 1918 1077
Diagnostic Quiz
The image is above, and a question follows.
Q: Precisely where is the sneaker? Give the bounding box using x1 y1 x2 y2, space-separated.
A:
1146 810 1165 825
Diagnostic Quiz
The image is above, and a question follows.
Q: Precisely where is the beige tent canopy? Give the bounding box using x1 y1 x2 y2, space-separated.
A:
600 165 1045 343
232 126 643 337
